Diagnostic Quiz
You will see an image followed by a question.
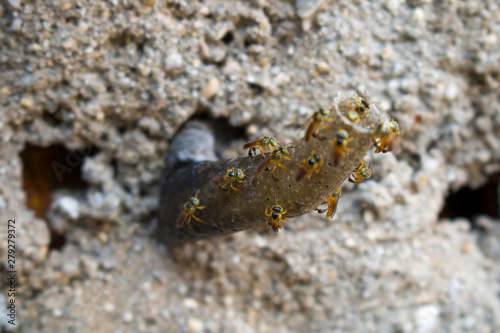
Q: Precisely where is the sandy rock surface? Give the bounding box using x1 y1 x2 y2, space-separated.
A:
1 0 499 332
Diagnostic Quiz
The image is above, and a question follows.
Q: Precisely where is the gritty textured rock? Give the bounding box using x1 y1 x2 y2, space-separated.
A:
0 0 499 332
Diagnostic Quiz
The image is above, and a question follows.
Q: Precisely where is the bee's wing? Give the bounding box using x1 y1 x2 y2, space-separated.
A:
243 140 259 149
267 225 279 239
296 168 307 182
256 156 271 173
333 153 341 167
388 139 401 155
210 175 225 186
304 122 316 142
176 212 188 228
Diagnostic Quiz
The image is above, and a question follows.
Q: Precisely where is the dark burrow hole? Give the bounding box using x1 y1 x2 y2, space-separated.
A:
221 31 234 44
189 107 247 158
244 37 257 48
247 82 264 95
21 144 98 250
439 173 499 228
65 15 79 25
42 109 64 126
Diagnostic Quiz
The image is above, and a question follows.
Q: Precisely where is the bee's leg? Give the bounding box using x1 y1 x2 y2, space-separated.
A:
192 214 204 223
187 214 193 229
230 181 241 191
314 130 328 141
222 179 232 189
271 165 280 181
321 123 332 130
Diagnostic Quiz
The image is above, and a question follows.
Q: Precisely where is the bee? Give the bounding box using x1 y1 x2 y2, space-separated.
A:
211 168 246 191
373 119 400 153
303 106 334 142
348 90 375 117
176 191 206 229
296 150 324 181
346 109 360 124
265 202 288 239
256 145 292 181
331 129 353 166
314 188 342 218
348 161 372 184
326 188 342 218
244 136 278 158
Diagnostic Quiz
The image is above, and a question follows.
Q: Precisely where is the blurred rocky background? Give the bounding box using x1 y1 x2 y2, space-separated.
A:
0 0 499 332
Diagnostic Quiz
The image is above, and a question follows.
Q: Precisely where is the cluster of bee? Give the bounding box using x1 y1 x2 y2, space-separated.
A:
176 92 400 238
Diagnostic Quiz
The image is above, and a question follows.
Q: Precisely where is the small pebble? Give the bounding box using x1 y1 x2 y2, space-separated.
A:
202 78 219 99
188 318 204 333
57 196 80 220
165 52 183 70
19 96 34 108
183 298 199 309
104 303 115 313
344 238 356 248
9 18 22 31
246 124 258 135
296 0 325 18
316 62 329 74
296 0 325 31
8 0 21 8
123 311 134 323
97 232 108 243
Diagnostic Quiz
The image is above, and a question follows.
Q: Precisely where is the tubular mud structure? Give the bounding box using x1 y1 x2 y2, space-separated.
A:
158 92 399 245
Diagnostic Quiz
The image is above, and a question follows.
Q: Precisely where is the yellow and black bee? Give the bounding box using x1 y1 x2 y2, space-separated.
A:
303 106 333 142
331 129 353 166
348 161 372 184
244 136 279 158
373 119 400 153
296 150 324 181
265 202 287 239
176 191 206 229
211 168 246 191
256 145 292 181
